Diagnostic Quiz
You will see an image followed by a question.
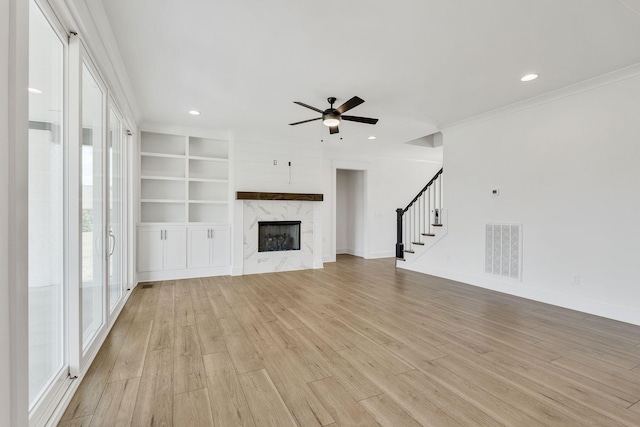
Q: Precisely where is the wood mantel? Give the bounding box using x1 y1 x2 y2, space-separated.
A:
236 191 323 201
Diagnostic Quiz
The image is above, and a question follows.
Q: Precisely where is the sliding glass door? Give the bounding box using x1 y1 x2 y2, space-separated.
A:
109 107 127 313
80 61 107 350
27 0 68 418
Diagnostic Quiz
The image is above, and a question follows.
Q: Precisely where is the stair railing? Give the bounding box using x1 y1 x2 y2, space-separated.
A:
396 168 443 259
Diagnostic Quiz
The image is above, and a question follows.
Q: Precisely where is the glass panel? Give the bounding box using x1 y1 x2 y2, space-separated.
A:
28 0 65 409
81 63 105 350
108 108 124 311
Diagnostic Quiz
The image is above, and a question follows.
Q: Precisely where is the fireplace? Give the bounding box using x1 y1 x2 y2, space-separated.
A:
258 221 301 252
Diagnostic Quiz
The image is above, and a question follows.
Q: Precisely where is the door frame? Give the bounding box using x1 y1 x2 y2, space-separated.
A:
330 160 370 262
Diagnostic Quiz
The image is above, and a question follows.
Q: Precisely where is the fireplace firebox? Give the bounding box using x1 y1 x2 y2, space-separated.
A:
258 221 301 252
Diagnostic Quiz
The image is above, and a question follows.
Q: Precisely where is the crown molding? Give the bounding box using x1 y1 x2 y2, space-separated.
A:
440 62 640 133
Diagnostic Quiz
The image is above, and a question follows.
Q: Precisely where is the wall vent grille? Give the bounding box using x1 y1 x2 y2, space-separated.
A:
485 223 522 280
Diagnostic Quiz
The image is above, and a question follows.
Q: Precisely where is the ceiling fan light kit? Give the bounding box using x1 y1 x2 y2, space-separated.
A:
290 96 378 135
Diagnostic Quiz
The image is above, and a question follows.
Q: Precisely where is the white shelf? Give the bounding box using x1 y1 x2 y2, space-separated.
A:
140 175 185 181
189 203 228 223
189 137 228 159
141 179 185 200
188 200 228 204
141 132 186 156
141 201 186 223
140 152 185 159
140 130 230 224
188 177 228 183
189 155 228 162
189 158 228 180
141 156 185 178
141 199 186 203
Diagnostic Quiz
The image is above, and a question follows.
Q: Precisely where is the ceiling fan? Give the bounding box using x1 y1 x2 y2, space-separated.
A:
289 96 378 134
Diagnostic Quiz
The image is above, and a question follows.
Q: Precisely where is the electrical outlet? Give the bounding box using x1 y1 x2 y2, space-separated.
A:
572 275 581 285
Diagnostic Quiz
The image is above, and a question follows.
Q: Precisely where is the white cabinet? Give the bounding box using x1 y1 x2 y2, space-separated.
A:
137 227 187 273
137 224 230 281
188 226 231 269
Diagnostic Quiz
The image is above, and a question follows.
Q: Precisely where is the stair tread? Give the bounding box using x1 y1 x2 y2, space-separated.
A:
432 224 443 227
422 233 436 237
404 250 415 254
412 242 425 245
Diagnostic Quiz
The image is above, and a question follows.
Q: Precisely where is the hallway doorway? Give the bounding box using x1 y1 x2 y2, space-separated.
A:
335 169 365 257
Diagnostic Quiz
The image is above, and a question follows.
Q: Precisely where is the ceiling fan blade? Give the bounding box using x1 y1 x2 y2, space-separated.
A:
336 96 364 114
294 101 324 114
289 117 321 126
329 126 339 134
341 115 379 125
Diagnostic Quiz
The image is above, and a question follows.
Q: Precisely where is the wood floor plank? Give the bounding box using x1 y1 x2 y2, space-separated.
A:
194 310 226 355
108 320 153 383
175 293 195 327
89 378 140 427
208 295 235 319
57 416 93 427
189 278 212 313
60 333 126 421
174 325 206 394
202 351 256 427
481 348 640 425
250 339 334 426
148 281 175 351
225 332 264 374
308 377 379 427
359 393 422 427
239 369 297 427
173 388 214 427
290 327 381 401
218 316 245 336
436 343 618 427
131 348 173 427
132 285 159 323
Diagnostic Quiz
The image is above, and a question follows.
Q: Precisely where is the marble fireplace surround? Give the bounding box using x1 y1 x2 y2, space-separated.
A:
237 192 323 275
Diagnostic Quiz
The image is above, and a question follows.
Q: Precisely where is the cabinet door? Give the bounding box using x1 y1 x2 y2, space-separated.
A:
164 228 187 271
138 229 164 272
211 227 231 267
188 227 211 269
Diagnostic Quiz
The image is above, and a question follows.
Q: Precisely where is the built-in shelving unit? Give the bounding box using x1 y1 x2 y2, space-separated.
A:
139 131 230 224
137 130 232 281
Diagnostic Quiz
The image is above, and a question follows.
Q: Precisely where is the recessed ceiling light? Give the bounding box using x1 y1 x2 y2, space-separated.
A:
28 87 43 94
368 136 376 140
188 110 201 116
520 73 539 82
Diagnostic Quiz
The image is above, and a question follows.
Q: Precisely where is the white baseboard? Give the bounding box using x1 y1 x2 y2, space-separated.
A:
398 263 640 326
367 251 394 259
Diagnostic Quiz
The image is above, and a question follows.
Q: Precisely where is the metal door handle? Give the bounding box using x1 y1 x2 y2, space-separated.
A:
109 232 116 256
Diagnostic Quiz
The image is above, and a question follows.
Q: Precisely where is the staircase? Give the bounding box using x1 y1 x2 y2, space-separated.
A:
396 168 445 263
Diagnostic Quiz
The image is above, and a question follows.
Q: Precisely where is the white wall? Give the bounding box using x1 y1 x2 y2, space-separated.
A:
406 72 640 325
235 138 324 194
1 0 29 425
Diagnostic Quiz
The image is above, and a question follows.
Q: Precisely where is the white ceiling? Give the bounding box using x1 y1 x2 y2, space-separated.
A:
97 0 640 148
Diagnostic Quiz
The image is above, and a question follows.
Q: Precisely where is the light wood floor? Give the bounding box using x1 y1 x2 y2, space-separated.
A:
59 255 640 426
